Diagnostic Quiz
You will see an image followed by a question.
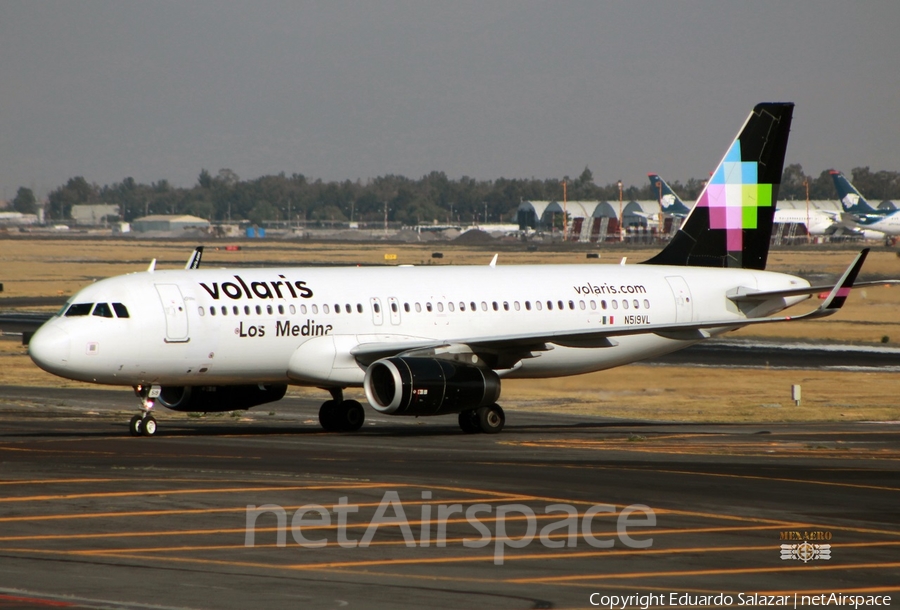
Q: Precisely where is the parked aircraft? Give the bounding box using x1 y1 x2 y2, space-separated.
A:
832 170 900 238
29 103 869 437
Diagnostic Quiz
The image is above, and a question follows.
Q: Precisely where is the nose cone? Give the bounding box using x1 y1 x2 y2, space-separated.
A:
29 324 71 376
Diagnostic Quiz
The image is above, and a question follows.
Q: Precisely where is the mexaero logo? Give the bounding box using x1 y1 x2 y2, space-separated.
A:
842 194 860 209
199 275 313 300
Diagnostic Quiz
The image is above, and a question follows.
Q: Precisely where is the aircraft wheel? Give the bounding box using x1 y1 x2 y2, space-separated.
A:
339 400 365 432
476 404 505 434
141 415 158 437
458 410 480 434
129 414 143 436
318 400 341 431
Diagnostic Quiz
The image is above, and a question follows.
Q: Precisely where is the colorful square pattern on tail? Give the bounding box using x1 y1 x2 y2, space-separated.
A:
697 140 773 252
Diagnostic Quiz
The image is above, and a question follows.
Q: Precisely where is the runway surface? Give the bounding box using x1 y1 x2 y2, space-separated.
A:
0 386 897 609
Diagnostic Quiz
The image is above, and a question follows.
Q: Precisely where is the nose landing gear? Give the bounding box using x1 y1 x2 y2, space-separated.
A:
129 385 160 437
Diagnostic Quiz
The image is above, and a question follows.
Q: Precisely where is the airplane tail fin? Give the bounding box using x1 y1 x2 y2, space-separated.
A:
645 103 794 270
830 170 877 215
648 174 691 217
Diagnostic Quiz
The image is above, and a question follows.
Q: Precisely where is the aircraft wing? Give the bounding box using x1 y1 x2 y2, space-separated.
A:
352 250 868 366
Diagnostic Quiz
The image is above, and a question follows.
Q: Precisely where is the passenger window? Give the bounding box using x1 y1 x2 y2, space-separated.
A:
502 302 509 311
415 303 422 313
199 307 205 317
514 302 521 311
209 306 216 316
644 299 650 309
255 305 262 315
112 303 130 318
536 301 543 311
492 302 499 311
267 305 273 314
290 305 296 314
371 303 378 314
470 302 477 311
244 305 251 315
601 300 608 310
448 302 455 312
404 303 410 313
525 301 531 311
346 304 352 313
590 300 597 310
233 306 239 315
92 303 113 318
300 304 307 314
357 304 363 313
612 300 619 310
547 301 553 311
558 300 564 310
568 301 574 310
633 299 639 309
481 302 487 311
65 303 93 317
437 302 444 312
426 303 432 312
222 306 228 315
278 305 285 314
334 304 341 313
623 300 629 310
459 302 466 312
391 302 398 313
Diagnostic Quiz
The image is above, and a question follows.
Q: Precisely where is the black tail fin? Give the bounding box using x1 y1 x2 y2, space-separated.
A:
645 103 794 270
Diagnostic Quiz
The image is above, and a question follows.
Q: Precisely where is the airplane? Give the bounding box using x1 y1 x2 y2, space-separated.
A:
832 170 900 238
28 103 871 437
649 173 841 236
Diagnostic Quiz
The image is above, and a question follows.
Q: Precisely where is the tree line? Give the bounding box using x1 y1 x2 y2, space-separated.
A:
10 164 900 225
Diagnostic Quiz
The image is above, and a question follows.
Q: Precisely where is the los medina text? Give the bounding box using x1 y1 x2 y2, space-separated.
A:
236 319 332 338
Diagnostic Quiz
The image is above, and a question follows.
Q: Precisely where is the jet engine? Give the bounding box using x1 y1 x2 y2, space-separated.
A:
363 357 500 416
155 384 287 412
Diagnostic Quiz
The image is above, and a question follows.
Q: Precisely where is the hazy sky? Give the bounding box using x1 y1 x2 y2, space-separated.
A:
2 1 898 200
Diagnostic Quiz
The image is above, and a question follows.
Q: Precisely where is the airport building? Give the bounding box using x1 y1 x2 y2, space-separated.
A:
131 214 210 233
71 204 120 225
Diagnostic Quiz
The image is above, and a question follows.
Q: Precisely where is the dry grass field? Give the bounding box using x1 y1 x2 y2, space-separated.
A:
2 236 899 423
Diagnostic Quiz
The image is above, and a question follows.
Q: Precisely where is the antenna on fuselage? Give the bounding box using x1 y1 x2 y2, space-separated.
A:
185 246 204 270
147 259 156 273
489 254 498 268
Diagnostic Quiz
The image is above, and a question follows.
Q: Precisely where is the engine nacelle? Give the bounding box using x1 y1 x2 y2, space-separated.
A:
156 384 287 413
364 357 500 416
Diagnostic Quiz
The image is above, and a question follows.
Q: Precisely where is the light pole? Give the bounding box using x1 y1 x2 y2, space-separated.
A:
617 180 624 241
804 177 811 244
561 179 568 240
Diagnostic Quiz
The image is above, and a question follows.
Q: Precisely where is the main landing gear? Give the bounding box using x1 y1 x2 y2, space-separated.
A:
129 385 159 437
458 404 505 434
318 388 366 432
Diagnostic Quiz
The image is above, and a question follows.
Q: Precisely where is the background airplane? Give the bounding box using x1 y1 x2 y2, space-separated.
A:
832 169 900 240
28 103 868 438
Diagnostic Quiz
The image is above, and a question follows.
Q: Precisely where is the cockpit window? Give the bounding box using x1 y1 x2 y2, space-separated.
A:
112 303 129 318
92 303 114 318
65 303 94 317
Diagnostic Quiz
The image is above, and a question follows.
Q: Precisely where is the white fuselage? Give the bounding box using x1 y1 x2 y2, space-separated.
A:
773 209 838 236
844 211 900 237
29 263 810 392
